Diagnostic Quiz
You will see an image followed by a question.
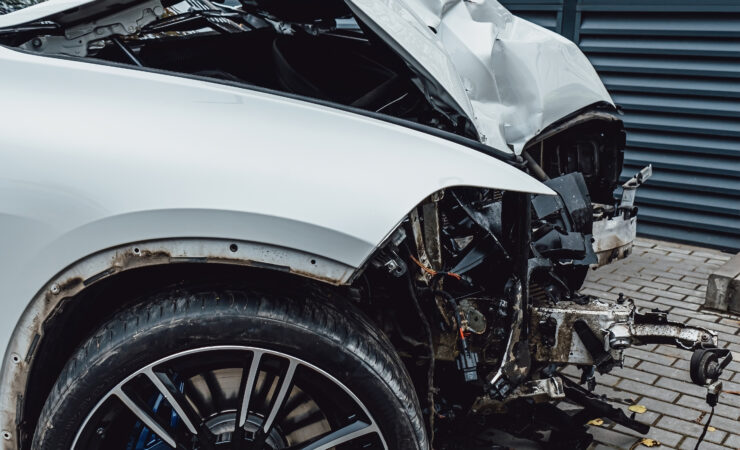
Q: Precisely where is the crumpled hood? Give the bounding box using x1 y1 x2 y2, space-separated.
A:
1 0 613 154
348 0 614 153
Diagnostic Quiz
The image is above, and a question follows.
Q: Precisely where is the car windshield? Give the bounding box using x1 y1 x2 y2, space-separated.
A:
0 0 48 15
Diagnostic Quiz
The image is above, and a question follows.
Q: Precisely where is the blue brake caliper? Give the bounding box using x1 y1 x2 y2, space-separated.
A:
128 379 184 450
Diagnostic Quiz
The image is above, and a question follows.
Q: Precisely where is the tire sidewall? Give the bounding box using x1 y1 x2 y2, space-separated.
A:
33 291 424 450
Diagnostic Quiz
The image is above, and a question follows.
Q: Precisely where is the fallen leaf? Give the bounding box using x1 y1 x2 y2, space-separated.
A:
628 404 647 414
587 418 604 426
708 426 716 432
629 438 661 449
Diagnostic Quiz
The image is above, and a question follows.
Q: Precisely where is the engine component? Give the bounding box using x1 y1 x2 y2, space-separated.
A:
531 172 597 290
459 300 487 334
510 376 565 400
530 297 718 367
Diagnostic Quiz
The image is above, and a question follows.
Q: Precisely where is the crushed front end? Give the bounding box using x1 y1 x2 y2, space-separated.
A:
361 114 729 448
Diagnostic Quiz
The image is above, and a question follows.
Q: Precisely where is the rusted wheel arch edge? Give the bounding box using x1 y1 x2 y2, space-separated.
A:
0 237 356 449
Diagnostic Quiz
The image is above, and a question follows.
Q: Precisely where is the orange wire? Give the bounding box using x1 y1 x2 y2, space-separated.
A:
408 254 462 280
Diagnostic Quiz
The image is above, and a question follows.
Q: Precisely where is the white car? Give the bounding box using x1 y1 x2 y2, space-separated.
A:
0 0 728 449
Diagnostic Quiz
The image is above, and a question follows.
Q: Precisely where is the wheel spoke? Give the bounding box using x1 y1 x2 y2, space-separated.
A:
232 351 263 450
113 387 179 449
297 421 376 450
262 359 297 434
247 359 298 449
145 368 199 436
237 350 263 429
72 346 387 450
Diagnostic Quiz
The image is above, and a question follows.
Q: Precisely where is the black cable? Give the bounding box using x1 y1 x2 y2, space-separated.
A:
694 407 714 450
406 275 436 443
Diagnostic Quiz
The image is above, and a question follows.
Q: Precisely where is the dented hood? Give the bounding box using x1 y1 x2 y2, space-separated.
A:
2 0 613 154
347 0 613 153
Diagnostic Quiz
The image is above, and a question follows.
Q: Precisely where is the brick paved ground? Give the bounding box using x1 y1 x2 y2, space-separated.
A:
569 237 740 450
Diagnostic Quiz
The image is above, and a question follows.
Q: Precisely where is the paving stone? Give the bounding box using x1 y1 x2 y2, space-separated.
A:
680 255 712 264
696 414 740 437
617 379 680 403
678 438 730 450
611 423 684 447
643 268 684 280
600 278 643 292
666 307 719 322
635 397 702 422
670 286 704 298
625 348 677 367
637 361 689 382
617 289 659 302
668 267 708 280
610 366 659 384
676 394 740 421
718 317 740 327
655 245 692 255
655 377 709 399
628 277 673 290
686 318 739 336
724 433 740 448
643 287 687 301
635 239 656 248
584 281 612 292
656 417 727 444
654 297 701 310
694 251 732 261
660 278 702 290
684 295 707 305
570 239 740 449
654 344 697 360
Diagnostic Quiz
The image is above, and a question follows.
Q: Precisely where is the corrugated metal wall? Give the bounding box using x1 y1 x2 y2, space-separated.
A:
499 0 740 251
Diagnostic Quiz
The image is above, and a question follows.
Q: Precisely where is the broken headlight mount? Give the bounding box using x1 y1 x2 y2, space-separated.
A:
592 164 653 266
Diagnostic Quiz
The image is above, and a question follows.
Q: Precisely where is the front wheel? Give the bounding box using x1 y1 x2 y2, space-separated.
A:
32 285 428 450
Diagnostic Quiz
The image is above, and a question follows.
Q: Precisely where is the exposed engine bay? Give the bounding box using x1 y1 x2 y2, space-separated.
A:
1 0 479 139
1 0 731 447
363 172 730 448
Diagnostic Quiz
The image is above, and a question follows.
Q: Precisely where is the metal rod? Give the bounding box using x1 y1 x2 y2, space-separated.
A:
111 36 143 67
522 150 550 181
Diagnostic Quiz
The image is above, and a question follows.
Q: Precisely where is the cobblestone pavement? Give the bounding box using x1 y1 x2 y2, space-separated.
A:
569 238 740 450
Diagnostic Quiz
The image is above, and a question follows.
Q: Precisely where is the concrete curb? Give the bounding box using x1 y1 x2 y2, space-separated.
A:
705 253 740 314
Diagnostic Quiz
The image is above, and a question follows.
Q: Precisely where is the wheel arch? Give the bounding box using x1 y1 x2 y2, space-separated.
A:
2 237 356 449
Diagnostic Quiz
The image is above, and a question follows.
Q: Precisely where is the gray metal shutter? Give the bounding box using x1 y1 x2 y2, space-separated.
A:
499 0 740 251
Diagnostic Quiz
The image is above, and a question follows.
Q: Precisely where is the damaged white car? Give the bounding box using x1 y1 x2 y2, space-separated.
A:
0 0 731 449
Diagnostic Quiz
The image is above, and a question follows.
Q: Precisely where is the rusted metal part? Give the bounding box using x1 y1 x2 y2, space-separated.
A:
530 298 719 366
530 299 631 365
408 207 432 281
421 194 443 272
609 319 717 350
0 238 354 447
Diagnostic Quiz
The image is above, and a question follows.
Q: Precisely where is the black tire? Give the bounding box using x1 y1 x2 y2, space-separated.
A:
32 284 428 449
